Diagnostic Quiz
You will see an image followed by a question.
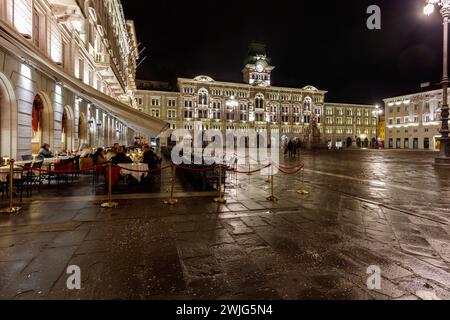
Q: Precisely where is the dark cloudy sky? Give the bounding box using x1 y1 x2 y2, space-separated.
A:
123 0 443 105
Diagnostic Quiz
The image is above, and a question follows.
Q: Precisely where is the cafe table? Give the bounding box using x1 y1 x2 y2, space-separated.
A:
117 163 149 182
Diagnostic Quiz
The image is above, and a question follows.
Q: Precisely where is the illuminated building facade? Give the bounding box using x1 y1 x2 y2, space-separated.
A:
384 84 442 151
0 0 165 159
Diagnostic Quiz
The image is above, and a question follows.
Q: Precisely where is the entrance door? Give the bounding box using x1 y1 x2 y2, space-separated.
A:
389 139 393 149
413 138 419 150
346 137 352 148
404 138 409 149
396 138 401 149
424 138 430 150
435 137 441 151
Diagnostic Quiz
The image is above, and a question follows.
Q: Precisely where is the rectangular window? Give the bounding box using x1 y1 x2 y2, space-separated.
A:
167 110 176 119
78 58 84 81
151 109 160 118
151 98 160 106
50 19 62 64
32 8 40 47
14 0 32 37
168 99 177 107
184 110 193 119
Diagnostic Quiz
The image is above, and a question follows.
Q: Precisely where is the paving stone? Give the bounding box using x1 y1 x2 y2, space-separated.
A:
0 150 449 299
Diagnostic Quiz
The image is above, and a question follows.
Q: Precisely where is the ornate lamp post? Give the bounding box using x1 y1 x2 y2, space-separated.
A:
373 105 383 149
424 0 450 165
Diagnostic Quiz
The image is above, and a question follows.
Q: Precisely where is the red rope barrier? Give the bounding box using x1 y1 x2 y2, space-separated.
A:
276 165 304 175
273 162 305 171
114 164 172 174
17 164 96 174
176 164 217 172
226 163 272 175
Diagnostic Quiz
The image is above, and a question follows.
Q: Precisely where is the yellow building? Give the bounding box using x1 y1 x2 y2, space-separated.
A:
379 115 385 145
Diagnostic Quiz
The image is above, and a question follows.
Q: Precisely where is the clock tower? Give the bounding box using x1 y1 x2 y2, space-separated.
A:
242 42 275 87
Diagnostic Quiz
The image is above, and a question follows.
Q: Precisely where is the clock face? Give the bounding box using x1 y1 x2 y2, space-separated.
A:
256 64 264 72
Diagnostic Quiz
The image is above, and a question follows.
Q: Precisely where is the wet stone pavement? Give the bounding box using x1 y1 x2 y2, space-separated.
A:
0 150 450 300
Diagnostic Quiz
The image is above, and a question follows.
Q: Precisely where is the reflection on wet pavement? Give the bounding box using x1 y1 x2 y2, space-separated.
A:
0 150 449 300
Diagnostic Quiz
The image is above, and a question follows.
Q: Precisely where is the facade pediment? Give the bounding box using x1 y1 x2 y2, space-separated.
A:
194 75 215 83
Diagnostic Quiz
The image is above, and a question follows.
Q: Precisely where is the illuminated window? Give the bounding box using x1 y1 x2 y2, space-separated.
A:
198 89 208 106
14 0 32 37
50 20 62 64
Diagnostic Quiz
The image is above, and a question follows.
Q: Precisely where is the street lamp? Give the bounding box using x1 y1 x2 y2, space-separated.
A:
373 105 383 149
424 0 450 165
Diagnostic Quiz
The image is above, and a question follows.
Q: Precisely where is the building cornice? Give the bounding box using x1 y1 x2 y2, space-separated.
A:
177 78 328 95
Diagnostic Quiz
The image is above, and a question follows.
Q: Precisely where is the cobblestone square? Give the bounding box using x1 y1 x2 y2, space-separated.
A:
1 150 449 300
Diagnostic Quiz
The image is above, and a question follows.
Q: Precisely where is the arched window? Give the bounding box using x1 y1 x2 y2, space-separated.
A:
198 89 208 106
255 94 264 109
304 98 312 112
32 94 44 154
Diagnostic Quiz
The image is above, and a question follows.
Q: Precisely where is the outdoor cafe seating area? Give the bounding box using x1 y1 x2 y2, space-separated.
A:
0 147 164 200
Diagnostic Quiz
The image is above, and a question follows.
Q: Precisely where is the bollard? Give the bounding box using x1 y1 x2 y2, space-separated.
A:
165 164 178 205
101 162 119 208
266 173 279 202
297 167 310 195
0 160 22 214
214 164 227 204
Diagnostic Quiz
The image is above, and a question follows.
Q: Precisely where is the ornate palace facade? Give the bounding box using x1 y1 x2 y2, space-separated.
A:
136 50 378 148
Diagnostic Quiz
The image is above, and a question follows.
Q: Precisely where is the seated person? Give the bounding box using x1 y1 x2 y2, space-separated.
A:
38 144 54 159
79 144 92 158
111 146 133 164
105 143 120 161
143 145 158 170
93 148 107 166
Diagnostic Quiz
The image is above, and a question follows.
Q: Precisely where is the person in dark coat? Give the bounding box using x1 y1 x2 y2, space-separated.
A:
38 144 53 159
111 146 133 164
143 145 158 170
288 140 294 158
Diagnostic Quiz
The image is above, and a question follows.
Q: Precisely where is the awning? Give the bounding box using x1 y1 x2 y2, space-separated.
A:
0 24 169 137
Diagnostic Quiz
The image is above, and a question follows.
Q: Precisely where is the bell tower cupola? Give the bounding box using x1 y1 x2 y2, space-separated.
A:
242 42 275 87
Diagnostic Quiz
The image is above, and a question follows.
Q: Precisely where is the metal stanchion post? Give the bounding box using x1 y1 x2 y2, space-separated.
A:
0 160 21 214
101 162 119 208
266 172 279 202
265 162 272 183
214 164 226 204
165 164 178 205
297 167 309 195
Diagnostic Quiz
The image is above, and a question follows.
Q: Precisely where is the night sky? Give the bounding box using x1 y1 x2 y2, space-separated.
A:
122 0 444 105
